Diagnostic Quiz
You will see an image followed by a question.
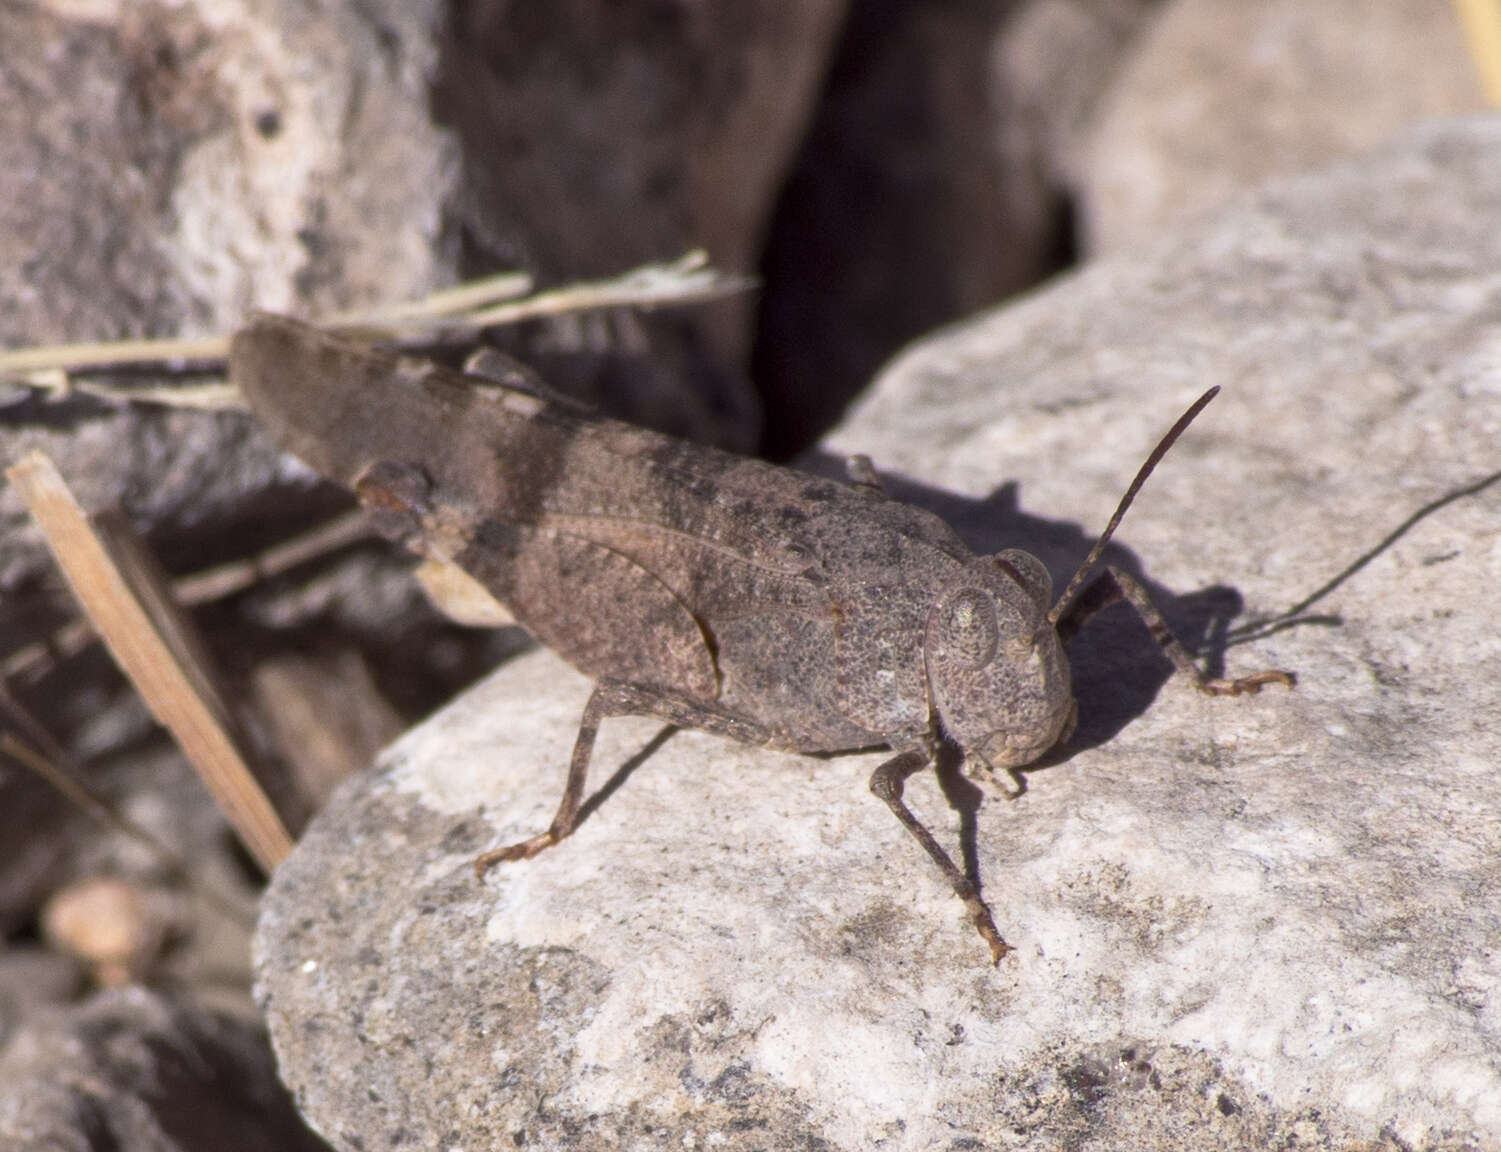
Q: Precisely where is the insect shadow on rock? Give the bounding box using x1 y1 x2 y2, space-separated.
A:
1223 466 1501 647
228 316 1296 965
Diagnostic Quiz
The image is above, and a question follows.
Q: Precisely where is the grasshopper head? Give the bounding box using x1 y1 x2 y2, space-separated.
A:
922 385 1225 779
924 549 1076 773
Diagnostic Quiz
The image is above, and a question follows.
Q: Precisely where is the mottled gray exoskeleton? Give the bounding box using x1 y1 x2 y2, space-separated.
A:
230 315 1293 963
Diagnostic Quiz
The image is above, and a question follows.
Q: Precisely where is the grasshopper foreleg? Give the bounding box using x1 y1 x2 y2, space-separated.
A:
869 748 1012 964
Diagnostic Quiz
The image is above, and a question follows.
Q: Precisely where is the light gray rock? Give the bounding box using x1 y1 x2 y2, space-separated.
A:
255 118 1501 1150
995 0 1165 196
0 0 455 587
1083 0 1488 254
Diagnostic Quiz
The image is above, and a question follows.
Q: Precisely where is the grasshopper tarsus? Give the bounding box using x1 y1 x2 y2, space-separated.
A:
474 679 776 881
984 928 1014 966
1058 565 1295 700
965 891 1013 966
474 682 620 877
869 747 1014 963
474 833 558 877
1195 669 1297 697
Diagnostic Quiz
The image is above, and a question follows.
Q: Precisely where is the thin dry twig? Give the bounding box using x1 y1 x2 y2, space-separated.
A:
0 616 95 685
6 452 293 873
441 250 755 328
0 729 181 872
11 373 246 410
0 270 534 381
171 507 374 605
0 333 231 377
323 268 535 328
0 253 751 406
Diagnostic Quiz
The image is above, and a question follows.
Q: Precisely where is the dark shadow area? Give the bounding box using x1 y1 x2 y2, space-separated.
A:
138 1017 335 1152
148 477 358 576
426 2 763 454
0 389 125 431
0 362 228 432
932 738 986 892
749 0 1076 460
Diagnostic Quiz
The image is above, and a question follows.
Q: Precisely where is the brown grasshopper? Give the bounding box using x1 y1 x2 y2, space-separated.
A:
230 314 1293 963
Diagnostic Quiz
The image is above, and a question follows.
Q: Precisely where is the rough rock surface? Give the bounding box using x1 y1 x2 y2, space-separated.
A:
0 0 455 586
1083 0 1487 253
255 118 1501 1149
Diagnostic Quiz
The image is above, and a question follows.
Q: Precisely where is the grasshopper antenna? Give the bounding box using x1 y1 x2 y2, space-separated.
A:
1046 386 1220 628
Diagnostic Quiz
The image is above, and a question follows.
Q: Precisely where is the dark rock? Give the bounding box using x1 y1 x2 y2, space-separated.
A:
0 986 330 1152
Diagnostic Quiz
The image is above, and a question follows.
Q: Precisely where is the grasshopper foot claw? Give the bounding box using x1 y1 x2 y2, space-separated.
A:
963 893 1014 964
975 910 1014 965
474 832 559 877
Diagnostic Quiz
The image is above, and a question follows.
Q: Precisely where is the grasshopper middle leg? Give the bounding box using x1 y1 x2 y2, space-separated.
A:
475 679 774 875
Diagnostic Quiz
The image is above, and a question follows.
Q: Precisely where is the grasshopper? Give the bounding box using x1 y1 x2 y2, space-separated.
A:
230 314 1293 962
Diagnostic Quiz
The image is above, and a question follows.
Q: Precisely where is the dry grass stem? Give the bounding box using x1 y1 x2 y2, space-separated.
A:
5 452 293 872
1455 0 1501 104
324 268 535 327
0 731 258 927
443 250 755 329
0 252 750 407
171 508 375 605
0 730 185 872
0 333 231 376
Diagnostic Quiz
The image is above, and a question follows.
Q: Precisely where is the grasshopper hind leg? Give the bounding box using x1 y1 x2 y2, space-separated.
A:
476 683 1015 966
